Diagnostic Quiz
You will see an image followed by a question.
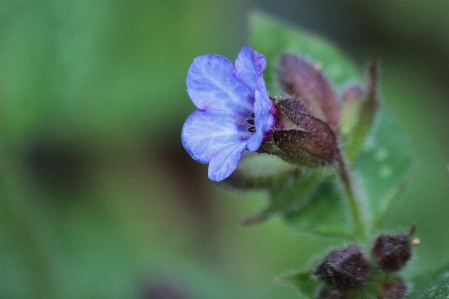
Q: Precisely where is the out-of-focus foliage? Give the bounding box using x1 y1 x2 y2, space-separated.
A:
1 1 448 299
1 2 292 298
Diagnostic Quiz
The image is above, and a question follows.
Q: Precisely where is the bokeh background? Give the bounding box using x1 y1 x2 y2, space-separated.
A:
1 1 448 298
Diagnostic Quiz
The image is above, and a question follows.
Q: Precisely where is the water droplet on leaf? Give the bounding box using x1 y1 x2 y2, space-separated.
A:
375 147 389 161
378 165 392 178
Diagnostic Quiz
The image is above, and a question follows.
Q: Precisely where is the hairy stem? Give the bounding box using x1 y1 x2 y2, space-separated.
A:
336 152 367 240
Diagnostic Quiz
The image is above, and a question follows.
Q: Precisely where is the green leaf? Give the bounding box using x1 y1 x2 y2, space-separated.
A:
341 60 380 164
276 267 320 299
356 108 412 231
413 271 449 299
284 177 353 238
405 263 449 298
250 12 361 94
224 152 301 190
241 169 330 226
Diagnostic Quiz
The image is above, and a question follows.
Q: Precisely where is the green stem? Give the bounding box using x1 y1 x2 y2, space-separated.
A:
336 152 367 240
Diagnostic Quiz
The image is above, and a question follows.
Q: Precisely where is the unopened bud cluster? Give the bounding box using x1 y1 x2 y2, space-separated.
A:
372 235 412 271
315 245 369 291
314 233 413 299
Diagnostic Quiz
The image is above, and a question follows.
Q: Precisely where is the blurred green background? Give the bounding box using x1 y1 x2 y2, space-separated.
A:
1 1 448 298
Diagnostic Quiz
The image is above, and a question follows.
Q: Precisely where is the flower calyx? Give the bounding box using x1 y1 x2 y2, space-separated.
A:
314 245 370 291
270 97 339 168
371 234 412 272
269 52 344 169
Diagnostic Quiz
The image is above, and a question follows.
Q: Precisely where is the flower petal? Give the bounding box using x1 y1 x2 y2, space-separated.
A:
208 141 247 181
181 110 250 164
187 54 253 116
247 75 274 151
235 46 267 91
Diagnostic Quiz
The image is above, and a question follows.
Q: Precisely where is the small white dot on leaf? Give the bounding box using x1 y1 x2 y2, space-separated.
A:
375 147 389 162
378 165 393 179
364 135 376 151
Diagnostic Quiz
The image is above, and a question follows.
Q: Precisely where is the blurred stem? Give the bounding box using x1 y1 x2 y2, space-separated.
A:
336 152 367 240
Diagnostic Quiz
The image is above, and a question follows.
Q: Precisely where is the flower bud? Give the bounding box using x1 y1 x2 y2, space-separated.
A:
314 245 370 291
372 235 412 271
277 53 340 131
380 278 407 299
272 98 339 167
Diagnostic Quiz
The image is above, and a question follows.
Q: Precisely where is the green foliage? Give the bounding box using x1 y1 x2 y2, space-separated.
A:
356 109 412 231
276 267 320 299
250 12 361 92
340 60 379 164
405 264 449 298
1 2 435 299
416 272 449 299
241 169 331 227
248 12 412 240
284 177 353 238
1 2 279 299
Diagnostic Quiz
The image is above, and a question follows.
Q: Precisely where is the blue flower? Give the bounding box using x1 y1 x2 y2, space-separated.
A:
181 46 275 182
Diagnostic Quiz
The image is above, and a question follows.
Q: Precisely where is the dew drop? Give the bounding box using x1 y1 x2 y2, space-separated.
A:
378 165 393 178
375 147 389 162
364 135 376 151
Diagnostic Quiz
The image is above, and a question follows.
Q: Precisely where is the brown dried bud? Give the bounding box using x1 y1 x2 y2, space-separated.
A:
272 98 339 167
278 53 340 131
372 235 412 271
380 278 408 299
314 245 370 291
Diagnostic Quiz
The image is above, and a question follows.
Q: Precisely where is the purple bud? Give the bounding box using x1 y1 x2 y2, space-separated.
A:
372 235 412 271
272 98 339 167
277 53 340 131
380 278 408 299
314 245 370 291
